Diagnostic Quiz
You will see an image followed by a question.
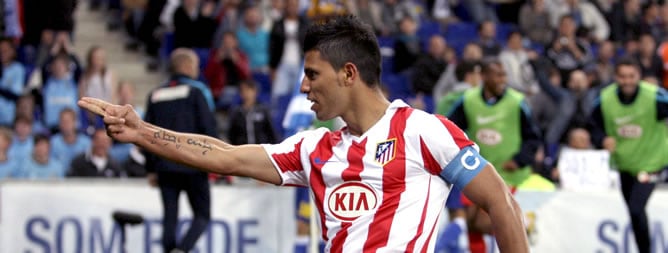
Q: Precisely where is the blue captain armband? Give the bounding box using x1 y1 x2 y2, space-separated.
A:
439 146 488 189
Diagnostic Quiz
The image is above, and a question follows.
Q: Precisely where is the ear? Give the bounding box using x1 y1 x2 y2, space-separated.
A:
341 62 358 86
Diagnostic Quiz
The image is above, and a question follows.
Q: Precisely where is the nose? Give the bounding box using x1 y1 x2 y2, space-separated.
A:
300 76 310 94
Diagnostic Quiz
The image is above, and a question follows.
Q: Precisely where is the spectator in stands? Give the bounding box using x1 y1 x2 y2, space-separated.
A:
3 0 22 39
0 126 19 178
212 0 242 47
378 0 419 36
448 58 542 187
173 0 217 49
204 31 251 108
436 60 481 116
237 6 270 72
519 0 553 46
594 40 616 86
589 58 668 253
9 115 35 163
80 46 116 102
547 14 591 86
565 70 599 131
609 0 642 44
0 38 25 127
411 35 449 96
463 0 498 23
80 46 117 131
16 134 65 179
138 0 168 71
41 34 83 84
499 31 538 96
42 54 80 132
476 21 501 57
392 16 420 74
50 108 91 168
349 0 383 34
635 33 663 87
144 49 217 253
550 0 609 42
426 0 458 25
640 2 665 43
260 0 284 31
68 128 125 177
120 0 145 51
269 0 308 112
433 43 483 102
15 93 47 134
227 79 277 145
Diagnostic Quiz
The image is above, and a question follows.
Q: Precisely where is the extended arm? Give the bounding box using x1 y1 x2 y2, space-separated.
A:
78 97 282 184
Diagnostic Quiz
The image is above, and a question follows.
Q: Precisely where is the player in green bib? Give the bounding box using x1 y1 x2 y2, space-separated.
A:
589 58 668 253
448 58 543 187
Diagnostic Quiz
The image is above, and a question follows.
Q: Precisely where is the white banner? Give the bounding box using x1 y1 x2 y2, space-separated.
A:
517 189 668 253
557 148 619 191
0 180 296 253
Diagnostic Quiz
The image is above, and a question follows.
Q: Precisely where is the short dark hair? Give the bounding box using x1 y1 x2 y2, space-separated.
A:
480 57 503 74
303 15 381 87
34 133 50 145
455 60 480 82
614 57 640 73
239 79 258 90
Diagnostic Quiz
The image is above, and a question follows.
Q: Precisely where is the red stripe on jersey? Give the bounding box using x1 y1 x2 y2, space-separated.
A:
436 115 474 149
405 177 432 252
329 222 352 253
341 138 367 181
420 211 441 253
309 132 338 241
419 136 441 175
272 139 305 173
363 107 412 252
330 138 369 252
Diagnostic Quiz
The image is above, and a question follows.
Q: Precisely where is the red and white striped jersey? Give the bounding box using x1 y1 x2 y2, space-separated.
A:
263 100 479 252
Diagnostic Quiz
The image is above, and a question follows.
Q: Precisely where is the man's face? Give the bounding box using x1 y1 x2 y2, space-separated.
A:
92 130 111 157
301 51 348 121
615 65 640 96
483 63 507 96
33 140 50 164
58 111 76 134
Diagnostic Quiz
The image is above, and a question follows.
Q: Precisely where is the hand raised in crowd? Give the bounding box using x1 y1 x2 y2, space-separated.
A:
78 97 142 143
602 136 616 153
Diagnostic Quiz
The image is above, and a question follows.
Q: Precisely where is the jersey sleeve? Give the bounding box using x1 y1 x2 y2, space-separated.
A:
420 114 488 190
262 129 323 186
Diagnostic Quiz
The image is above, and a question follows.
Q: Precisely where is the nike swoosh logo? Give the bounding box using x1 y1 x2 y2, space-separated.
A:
314 157 332 165
476 114 503 125
614 115 635 125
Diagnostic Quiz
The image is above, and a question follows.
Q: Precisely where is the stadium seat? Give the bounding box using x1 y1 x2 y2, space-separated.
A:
444 22 478 57
252 72 272 104
193 48 210 73
381 73 413 101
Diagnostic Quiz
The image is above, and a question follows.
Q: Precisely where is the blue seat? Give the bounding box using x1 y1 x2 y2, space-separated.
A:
381 73 413 101
252 72 272 104
193 48 210 73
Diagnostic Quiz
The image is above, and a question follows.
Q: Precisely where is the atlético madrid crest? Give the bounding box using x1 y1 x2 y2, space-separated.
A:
375 138 396 165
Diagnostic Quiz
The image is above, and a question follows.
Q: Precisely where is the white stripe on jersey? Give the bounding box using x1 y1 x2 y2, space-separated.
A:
263 100 474 252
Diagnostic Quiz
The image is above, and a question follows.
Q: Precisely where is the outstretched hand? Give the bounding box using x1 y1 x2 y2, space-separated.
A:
77 97 142 143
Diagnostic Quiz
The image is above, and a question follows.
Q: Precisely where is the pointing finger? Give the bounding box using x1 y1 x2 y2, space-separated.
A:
78 97 112 116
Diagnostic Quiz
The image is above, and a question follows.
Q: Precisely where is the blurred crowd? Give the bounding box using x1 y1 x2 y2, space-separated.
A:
0 0 667 185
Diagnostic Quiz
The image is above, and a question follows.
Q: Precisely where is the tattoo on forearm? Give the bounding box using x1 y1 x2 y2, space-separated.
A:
187 138 213 155
147 130 210 155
